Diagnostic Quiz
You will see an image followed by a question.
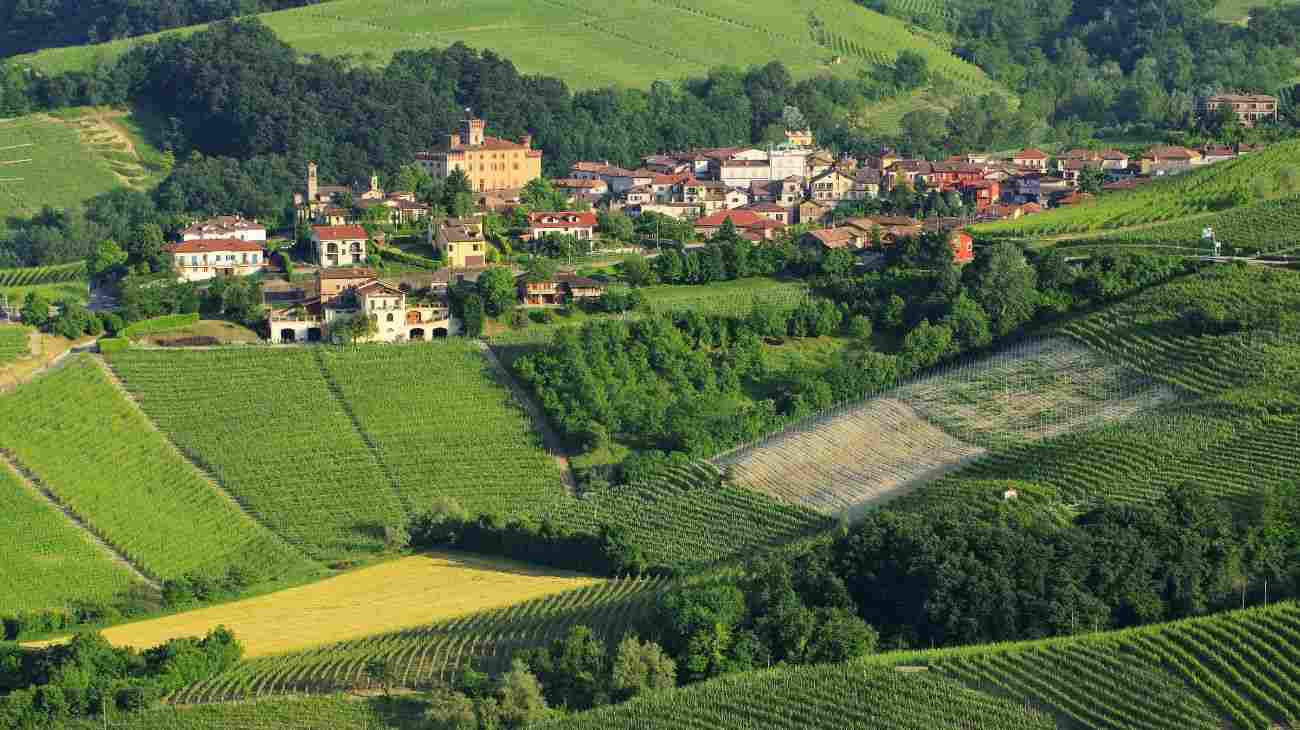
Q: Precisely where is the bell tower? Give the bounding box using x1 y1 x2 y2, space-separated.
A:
307 161 318 202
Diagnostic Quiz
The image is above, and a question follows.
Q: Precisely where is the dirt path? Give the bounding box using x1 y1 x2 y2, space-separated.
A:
0 448 161 590
476 341 577 493
91 355 318 566
0 335 92 393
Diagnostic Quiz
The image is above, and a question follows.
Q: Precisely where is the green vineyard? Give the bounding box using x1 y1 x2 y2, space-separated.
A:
167 576 668 703
972 140 1300 240
0 261 86 288
0 459 138 614
0 325 28 365
0 357 314 602
50 696 425 730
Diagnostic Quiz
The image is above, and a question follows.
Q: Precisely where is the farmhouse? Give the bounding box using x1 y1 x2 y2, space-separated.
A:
693 209 786 241
1196 93 1278 127
1012 148 1050 171
181 216 266 243
525 211 597 241
843 216 924 245
267 268 457 344
415 112 543 192
312 225 368 268
434 219 489 269
166 239 264 282
1138 146 1202 175
518 273 607 308
802 226 867 251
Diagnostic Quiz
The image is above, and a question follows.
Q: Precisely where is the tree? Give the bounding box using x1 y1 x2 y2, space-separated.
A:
521 178 569 211
620 254 656 286
460 294 485 337
900 108 947 159
86 240 128 281
781 104 807 131
1077 166 1107 194
20 291 51 330
476 266 517 317
489 659 550 728
610 635 677 701
972 242 1038 336
127 223 167 272
892 51 930 90
518 625 608 711
363 657 398 698
524 256 558 283
598 210 635 244
941 294 992 350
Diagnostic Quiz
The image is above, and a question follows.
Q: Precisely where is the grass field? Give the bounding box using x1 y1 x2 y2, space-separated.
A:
641 277 810 315
16 0 1002 94
0 356 315 585
0 324 29 365
0 460 139 614
0 280 90 309
85 553 599 659
972 139 1300 242
0 108 165 228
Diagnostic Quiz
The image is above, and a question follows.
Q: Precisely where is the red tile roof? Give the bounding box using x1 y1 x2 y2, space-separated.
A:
527 211 597 228
694 210 767 228
312 225 368 240
166 238 263 254
1015 148 1049 160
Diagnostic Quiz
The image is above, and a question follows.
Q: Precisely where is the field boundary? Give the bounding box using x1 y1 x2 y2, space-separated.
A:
478 342 577 494
0 448 160 589
95 354 320 566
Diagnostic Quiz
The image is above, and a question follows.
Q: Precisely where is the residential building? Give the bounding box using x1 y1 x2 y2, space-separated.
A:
797 199 833 226
166 239 264 282
1100 150 1130 170
930 162 987 191
1013 148 1050 171
434 219 489 268
1196 94 1278 127
524 211 597 241
569 162 654 193
802 226 867 251
809 168 855 203
768 145 812 181
947 230 975 264
552 178 610 198
742 202 792 224
1200 146 1238 164
847 168 882 200
294 162 369 222
267 268 457 344
962 180 1001 210
312 225 368 268
843 216 923 245
693 209 786 241
1138 146 1202 174
805 150 836 179
180 216 266 243
357 192 432 227
415 112 543 192
785 129 814 147
751 177 803 206
518 273 607 307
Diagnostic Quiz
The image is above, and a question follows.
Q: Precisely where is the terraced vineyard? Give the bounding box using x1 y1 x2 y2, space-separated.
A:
52 696 424 730
18 0 1003 95
541 462 832 570
0 460 139 614
0 261 86 287
316 343 568 518
927 601 1300 730
108 348 408 558
0 357 314 584
0 324 28 365
537 663 1054 730
972 139 1300 240
717 338 1173 517
169 576 668 703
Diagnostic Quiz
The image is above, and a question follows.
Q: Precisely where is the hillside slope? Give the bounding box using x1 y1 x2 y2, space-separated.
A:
17 0 1001 94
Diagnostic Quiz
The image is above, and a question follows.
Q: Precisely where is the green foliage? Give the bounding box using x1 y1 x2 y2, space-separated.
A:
0 262 86 288
0 325 29 365
119 313 200 338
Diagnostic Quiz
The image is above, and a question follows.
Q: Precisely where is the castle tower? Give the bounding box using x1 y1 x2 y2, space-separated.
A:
307 161 318 202
459 110 485 147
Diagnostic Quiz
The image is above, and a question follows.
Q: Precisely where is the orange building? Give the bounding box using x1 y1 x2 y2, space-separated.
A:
415 113 543 192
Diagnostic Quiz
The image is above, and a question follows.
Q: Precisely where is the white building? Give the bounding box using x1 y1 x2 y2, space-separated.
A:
166 239 264 282
312 225 368 268
180 216 267 243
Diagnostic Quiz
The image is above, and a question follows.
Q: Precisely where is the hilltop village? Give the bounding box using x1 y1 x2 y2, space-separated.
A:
144 101 1274 345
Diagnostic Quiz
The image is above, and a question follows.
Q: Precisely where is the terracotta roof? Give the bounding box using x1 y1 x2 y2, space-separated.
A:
694 210 771 228
1015 148 1049 160
805 228 858 249
312 225 368 240
552 178 606 189
1100 150 1129 160
1143 146 1200 160
845 215 921 230
528 211 597 228
744 202 789 213
181 216 264 236
356 280 404 297
1205 93 1277 103
166 238 263 254
320 267 376 279
556 273 605 288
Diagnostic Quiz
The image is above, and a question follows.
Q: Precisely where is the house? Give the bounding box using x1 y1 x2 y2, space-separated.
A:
525 211 597 241
751 177 803 206
809 168 855 203
962 180 1001 210
415 111 542 192
885 160 934 189
166 239 264 282
1006 172 1043 204
623 185 655 206
802 226 867 251
947 230 974 264
1013 148 1050 171
1200 146 1238 165
797 200 833 226
716 158 772 188
434 219 489 268
1138 146 1202 175
1054 191 1094 207
517 273 607 308
569 162 654 193
843 216 923 245
641 154 691 174
743 202 792 224
357 193 431 227
294 163 378 223
312 225 368 268
181 216 266 243
1196 94 1278 127
1100 150 1130 170
693 209 786 241
986 202 1042 221
1059 159 1102 186
785 129 814 147
805 150 836 179
768 145 812 182
552 178 610 197
267 268 457 344
931 162 987 191
652 172 691 201
847 169 882 200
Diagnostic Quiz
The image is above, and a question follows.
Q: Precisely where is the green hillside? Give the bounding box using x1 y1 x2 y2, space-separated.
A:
17 0 1002 94
0 108 166 229
971 140 1300 243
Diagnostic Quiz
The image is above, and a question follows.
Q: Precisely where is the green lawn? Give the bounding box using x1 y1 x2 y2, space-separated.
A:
17 0 1002 95
641 277 810 315
0 281 90 308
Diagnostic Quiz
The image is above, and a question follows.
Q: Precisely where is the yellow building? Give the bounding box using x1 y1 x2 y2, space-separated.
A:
415 113 542 192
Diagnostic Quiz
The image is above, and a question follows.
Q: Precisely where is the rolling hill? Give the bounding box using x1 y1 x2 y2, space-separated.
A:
16 0 1003 96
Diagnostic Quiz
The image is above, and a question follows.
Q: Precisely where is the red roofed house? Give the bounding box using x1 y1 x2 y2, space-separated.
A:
525 212 597 241
801 227 868 251
312 225 369 268
1139 146 1202 174
843 216 924 245
948 230 974 264
167 238 264 282
181 216 266 243
693 210 786 241
1013 148 1050 172
962 180 1001 211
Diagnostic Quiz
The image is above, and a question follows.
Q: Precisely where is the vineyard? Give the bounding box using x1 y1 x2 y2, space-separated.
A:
51 696 425 730
537 663 1054 730
641 278 811 316
0 357 315 588
0 324 28 365
18 0 1002 96
166 576 666 703
716 338 1173 517
971 139 1300 240
0 261 86 287
0 459 138 614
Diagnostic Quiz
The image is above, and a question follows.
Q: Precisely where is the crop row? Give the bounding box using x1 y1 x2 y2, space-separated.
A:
168 576 668 703
0 357 313 584
0 261 86 287
0 324 28 365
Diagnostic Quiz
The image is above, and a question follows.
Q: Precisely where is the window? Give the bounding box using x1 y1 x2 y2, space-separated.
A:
387 312 394 322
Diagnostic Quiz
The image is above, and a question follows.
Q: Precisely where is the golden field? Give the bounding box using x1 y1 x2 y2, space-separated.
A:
92 553 600 658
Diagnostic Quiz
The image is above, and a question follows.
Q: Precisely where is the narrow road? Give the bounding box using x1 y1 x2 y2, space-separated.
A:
476 341 578 494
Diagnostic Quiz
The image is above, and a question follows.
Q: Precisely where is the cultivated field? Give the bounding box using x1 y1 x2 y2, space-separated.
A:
0 324 28 365
641 278 810 316
93 553 600 660
972 139 1300 240
0 460 139 614
0 109 163 227
0 357 314 585
717 338 1173 516
17 0 1001 94
52 696 424 730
